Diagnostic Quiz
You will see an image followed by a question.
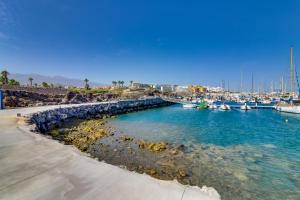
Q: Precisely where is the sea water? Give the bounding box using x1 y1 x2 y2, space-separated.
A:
109 104 300 199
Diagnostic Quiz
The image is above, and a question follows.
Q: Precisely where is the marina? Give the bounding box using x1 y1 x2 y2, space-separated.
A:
109 104 300 200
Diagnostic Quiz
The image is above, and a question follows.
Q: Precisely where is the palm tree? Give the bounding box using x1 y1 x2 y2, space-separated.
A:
112 81 117 87
28 77 33 87
130 80 133 87
84 78 89 89
1 70 9 85
117 80 121 88
120 81 124 87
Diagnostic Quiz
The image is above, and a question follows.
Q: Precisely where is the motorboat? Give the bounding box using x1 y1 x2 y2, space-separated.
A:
183 103 196 108
219 104 231 110
261 99 272 104
275 100 300 114
208 104 218 109
240 103 251 111
196 102 208 110
237 99 246 104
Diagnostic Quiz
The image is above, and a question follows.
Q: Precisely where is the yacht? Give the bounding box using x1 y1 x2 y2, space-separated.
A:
276 100 300 114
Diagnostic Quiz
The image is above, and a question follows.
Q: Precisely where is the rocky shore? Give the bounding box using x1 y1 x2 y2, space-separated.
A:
2 89 119 108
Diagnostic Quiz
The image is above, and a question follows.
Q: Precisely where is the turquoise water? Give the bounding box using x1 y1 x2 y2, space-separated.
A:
109 104 300 199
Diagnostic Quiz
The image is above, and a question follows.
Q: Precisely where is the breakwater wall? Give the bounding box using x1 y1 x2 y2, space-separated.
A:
28 98 173 133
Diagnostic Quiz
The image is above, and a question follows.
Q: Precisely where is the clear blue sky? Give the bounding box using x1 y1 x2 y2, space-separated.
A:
0 0 300 90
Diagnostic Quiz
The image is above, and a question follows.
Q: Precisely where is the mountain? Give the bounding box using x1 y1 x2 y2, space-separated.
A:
9 73 106 87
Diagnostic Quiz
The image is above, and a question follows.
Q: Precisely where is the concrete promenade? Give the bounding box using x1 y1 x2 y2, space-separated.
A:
0 103 220 200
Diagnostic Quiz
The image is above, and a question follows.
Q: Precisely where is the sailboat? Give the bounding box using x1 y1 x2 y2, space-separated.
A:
276 47 300 114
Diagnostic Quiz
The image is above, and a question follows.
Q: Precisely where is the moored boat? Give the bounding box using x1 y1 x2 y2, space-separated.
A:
182 103 196 108
276 100 300 114
240 103 251 111
219 104 231 110
208 104 218 109
196 102 208 109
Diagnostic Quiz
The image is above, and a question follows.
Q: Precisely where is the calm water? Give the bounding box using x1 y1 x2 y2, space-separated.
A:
109 104 300 199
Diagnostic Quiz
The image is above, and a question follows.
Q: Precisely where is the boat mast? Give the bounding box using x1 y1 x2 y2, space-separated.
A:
240 71 243 93
251 73 254 94
290 47 295 96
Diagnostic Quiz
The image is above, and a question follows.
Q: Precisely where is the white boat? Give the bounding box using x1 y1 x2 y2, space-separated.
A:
208 104 218 109
183 103 196 108
205 99 215 104
237 99 246 104
240 103 251 110
219 104 231 110
276 101 300 114
261 99 272 104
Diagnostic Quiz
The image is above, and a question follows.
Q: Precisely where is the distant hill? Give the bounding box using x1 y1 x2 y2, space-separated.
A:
9 73 106 87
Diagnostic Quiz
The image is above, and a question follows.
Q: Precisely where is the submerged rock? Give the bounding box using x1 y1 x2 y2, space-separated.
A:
138 140 168 152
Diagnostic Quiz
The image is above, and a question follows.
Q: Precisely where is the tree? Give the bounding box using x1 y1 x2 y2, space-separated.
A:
130 80 133 87
84 78 90 90
42 82 49 88
8 79 20 86
117 80 121 88
112 81 117 87
120 80 124 87
28 77 33 87
1 70 9 85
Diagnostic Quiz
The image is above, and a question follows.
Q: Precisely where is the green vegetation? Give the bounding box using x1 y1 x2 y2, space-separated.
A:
0 70 19 86
0 70 9 85
42 82 49 88
8 79 20 86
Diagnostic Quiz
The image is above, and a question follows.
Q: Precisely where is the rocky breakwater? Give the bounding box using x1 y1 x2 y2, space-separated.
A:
28 98 173 133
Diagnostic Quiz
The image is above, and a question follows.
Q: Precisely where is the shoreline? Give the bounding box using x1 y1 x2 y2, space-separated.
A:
0 102 221 200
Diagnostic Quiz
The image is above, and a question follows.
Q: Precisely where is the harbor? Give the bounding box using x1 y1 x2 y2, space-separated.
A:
1 1 300 199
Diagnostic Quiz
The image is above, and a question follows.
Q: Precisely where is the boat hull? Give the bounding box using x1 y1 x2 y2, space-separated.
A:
276 106 300 114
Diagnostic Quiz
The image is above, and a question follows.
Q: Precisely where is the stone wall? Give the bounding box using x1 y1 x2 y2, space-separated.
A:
28 98 173 133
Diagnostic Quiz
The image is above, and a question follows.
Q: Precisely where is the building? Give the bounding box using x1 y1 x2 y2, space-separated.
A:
175 85 189 93
131 82 151 89
160 84 176 93
188 85 207 94
206 86 224 93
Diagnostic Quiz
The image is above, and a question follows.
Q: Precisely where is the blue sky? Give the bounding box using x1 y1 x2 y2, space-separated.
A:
0 0 300 90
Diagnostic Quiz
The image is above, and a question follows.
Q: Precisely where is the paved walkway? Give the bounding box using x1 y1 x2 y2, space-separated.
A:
0 105 220 200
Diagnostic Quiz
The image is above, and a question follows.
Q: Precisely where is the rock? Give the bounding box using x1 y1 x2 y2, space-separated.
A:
146 168 157 175
177 169 187 177
170 149 178 155
120 135 134 142
138 140 167 152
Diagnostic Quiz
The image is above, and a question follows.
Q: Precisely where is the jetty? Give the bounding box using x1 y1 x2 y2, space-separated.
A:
0 101 220 200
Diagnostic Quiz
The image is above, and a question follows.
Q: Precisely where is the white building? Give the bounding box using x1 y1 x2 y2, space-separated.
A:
175 85 189 93
206 86 225 93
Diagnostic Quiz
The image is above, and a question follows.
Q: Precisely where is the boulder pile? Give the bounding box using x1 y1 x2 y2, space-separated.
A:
28 98 173 133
